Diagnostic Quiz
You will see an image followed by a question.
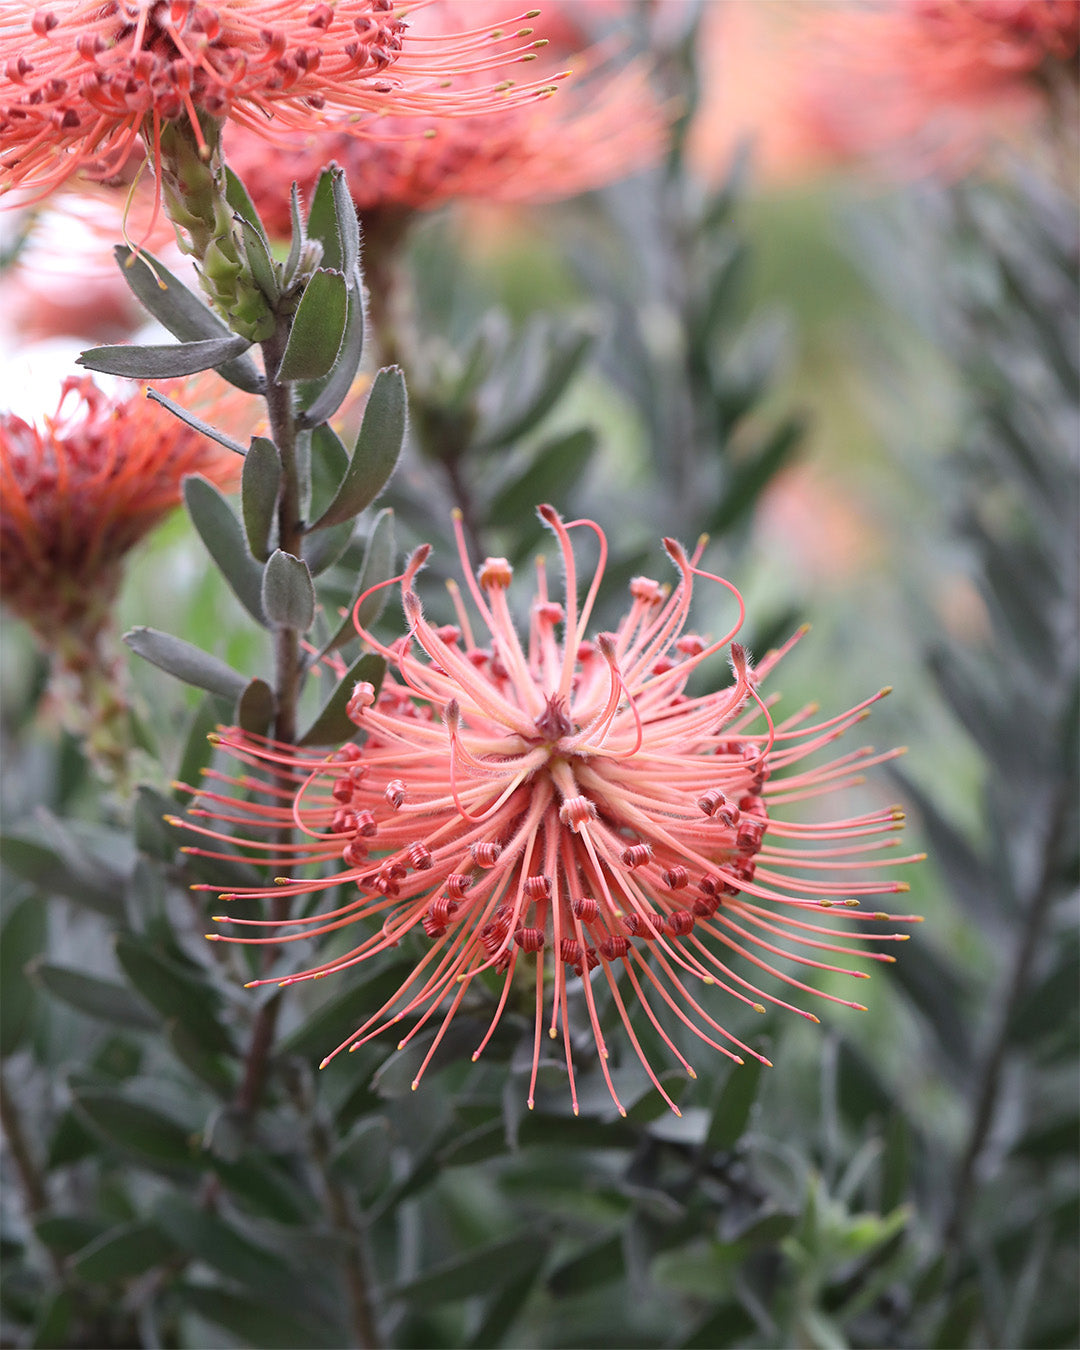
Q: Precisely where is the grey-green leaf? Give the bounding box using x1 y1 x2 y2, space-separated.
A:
70 1221 179 1283
298 651 385 746
112 245 263 393
29 963 160 1031
297 276 365 427
124 626 248 701
310 366 405 531
237 215 280 306
184 475 266 624
275 268 347 382
78 334 252 380
0 894 46 1057
236 677 275 737
477 327 593 450
115 934 232 1055
145 386 247 456
241 436 281 562
331 165 360 278
321 508 396 654
306 166 344 271
261 550 315 632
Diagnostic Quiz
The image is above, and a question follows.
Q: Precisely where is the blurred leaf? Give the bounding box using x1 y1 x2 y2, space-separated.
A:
466 1258 545 1349
72 1088 196 1167
173 693 225 804
46 1109 98 1169
78 334 252 379
184 475 266 625
241 436 281 562
311 366 406 530
279 958 413 1060
933 1281 981 1350
391 1232 544 1306
303 518 354 576
145 386 247 456
1010 937 1078 1045
155 1194 293 1297
33 1214 109 1257
892 767 995 922
321 507 396 653
477 326 593 450
177 1284 340 1349
277 268 347 381
29 963 158 1032
0 892 46 1056
547 1233 624 1297
0 816 126 919
262 549 315 632
30 1289 73 1350
298 279 365 426
881 1109 911 1213
708 415 803 536
124 627 248 701
235 677 275 738
69 1220 178 1283
298 651 385 746
489 428 597 538
166 1020 238 1098
680 1301 757 1349
115 933 232 1055
210 1155 313 1225
707 1058 763 1151
112 245 263 393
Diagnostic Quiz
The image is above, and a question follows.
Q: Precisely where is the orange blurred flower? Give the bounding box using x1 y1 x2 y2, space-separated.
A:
0 0 564 199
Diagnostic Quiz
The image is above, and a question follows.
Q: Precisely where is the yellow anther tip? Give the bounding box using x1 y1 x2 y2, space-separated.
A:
753 1003 766 1014
687 1067 697 1080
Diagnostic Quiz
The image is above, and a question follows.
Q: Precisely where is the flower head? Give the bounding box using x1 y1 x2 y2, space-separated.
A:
1 374 238 649
187 508 921 1116
0 1 564 199
224 1 668 224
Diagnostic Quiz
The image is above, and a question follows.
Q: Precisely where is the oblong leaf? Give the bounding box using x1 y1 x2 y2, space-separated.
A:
331 165 360 278
261 550 315 632
30 963 159 1031
184 475 266 624
305 167 344 271
236 677 275 737
72 1089 196 1166
115 934 232 1055
145 386 247 456
0 893 46 1056
298 651 385 746
310 366 405 530
112 245 263 393
321 508 396 654
69 1221 178 1283
78 334 252 380
276 268 347 382
124 626 248 701
241 436 281 562
237 215 280 306
297 276 365 427
477 327 593 450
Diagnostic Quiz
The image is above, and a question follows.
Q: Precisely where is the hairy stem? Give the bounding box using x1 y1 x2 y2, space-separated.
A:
234 322 304 1119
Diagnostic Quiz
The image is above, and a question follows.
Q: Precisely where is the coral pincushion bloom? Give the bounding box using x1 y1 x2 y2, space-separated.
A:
0 1 561 198
0 374 237 650
187 508 922 1117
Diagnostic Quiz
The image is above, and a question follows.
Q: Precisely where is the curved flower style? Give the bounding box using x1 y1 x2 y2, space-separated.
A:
0 0 562 198
0 375 238 650
187 508 921 1116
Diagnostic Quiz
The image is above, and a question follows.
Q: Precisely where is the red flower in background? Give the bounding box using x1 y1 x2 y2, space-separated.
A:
0 375 239 650
185 508 922 1117
0 0 564 198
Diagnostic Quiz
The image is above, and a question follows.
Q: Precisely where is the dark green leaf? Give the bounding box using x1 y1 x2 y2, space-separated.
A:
391 1233 543 1306
298 651 385 746
320 508 396 654
297 277 365 426
154 1195 292 1296
115 933 232 1055
708 415 804 535
489 428 596 533
210 1155 313 1225
78 334 252 379
547 1234 624 1297
707 1058 764 1151
33 1214 109 1258
69 1220 178 1283
29 963 159 1031
112 245 263 393
311 366 406 530
0 817 126 918
467 1261 545 1349
478 327 594 449
30 1289 73 1350
173 694 225 804
236 677 275 737
276 268 348 381
278 958 413 1060
145 386 247 456
72 1089 196 1166
177 1285 340 1350
184 475 266 624
124 626 248 701
0 893 46 1056
303 519 354 576
261 549 315 631
47 1109 99 1169
681 1302 758 1349
241 436 281 562
225 168 268 241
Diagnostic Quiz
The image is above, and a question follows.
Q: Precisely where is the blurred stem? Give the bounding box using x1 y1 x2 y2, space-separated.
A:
943 782 1070 1253
0 1065 48 1214
234 324 304 1119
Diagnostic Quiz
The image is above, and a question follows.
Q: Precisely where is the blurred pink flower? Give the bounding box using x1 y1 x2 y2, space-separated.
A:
185 507 921 1116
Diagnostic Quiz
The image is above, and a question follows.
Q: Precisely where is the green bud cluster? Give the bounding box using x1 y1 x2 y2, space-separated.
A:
157 117 277 343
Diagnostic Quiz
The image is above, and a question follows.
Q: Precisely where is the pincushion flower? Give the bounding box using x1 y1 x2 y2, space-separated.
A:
0 1 562 200
183 507 921 1116
224 0 667 226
